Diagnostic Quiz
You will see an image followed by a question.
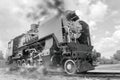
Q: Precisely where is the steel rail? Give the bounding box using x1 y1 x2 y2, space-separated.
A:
47 71 120 78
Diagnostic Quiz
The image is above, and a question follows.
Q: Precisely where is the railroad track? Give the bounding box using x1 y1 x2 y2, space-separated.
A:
47 71 120 78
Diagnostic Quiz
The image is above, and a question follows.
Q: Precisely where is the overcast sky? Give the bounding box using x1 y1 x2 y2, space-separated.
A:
0 0 120 58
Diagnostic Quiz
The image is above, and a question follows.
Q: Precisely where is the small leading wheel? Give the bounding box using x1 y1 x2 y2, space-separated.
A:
64 59 77 74
22 59 27 67
17 60 21 66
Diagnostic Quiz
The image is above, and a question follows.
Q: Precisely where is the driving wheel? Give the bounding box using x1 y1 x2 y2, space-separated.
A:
64 59 76 74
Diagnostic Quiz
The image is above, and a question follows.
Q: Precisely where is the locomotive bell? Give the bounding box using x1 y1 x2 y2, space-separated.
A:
30 24 39 32
75 10 81 17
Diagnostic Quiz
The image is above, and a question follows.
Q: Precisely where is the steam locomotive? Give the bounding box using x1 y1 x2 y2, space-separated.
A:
7 10 100 74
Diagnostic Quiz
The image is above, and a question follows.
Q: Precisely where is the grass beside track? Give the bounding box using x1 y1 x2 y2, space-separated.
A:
1 61 120 80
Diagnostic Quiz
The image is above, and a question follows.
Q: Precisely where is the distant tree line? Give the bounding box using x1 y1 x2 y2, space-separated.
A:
98 50 120 64
99 57 119 64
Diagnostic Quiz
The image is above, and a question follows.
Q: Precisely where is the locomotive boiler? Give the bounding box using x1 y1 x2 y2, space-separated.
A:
7 10 100 74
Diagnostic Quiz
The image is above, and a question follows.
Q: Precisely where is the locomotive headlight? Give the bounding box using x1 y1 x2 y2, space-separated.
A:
75 10 85 20
75 10 81 17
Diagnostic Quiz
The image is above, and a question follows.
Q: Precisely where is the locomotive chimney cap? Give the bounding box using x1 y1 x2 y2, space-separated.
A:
64 10 79 21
